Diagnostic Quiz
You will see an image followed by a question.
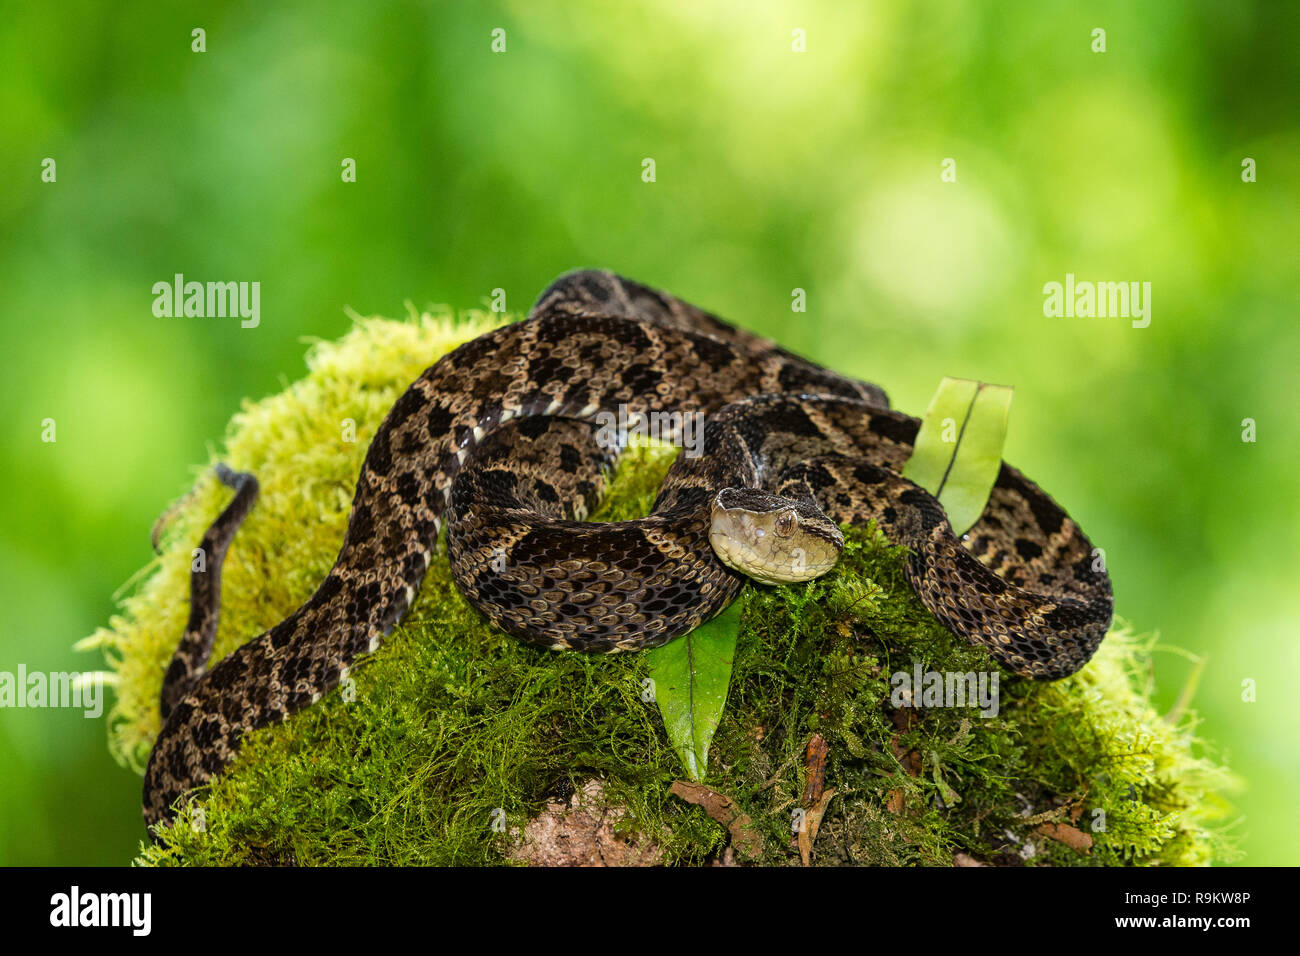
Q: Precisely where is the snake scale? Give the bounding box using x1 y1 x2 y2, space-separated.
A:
142 270 1113 828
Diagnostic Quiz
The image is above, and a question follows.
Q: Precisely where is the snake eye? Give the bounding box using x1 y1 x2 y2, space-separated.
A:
774 510 797 538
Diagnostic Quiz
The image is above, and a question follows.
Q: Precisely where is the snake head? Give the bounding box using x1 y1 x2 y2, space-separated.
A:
708 488 843 585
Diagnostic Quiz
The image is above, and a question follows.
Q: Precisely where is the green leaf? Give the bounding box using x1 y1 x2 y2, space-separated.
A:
901 377 1013 536
646 597 743 781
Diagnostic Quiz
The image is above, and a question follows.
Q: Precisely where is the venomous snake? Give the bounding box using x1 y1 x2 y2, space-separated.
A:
142 270 1113 828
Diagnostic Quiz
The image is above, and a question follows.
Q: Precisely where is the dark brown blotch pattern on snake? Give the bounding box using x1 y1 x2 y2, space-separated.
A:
142 270 1112 828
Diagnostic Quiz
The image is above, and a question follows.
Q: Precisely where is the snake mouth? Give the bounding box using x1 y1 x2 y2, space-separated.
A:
708 490 843 585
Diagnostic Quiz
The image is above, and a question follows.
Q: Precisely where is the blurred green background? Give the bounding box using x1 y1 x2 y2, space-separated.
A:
2 0 1296 865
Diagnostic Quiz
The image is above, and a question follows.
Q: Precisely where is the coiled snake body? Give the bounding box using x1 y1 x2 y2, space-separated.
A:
143 271 1113 828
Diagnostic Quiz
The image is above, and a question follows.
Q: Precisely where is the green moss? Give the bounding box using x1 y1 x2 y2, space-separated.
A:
85 308 1237 866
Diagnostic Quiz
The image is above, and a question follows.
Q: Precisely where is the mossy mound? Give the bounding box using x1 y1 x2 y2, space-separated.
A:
87 308 1236 866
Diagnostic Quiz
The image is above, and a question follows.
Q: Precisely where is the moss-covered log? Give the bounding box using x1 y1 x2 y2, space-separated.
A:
85 309 1235 866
